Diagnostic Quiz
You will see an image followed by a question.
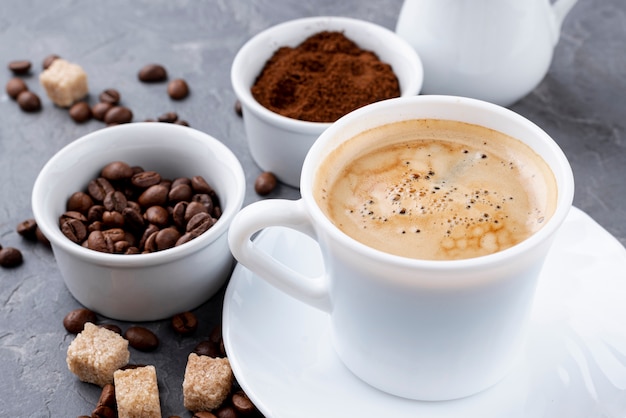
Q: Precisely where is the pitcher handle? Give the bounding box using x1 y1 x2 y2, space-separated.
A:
228 199 332 313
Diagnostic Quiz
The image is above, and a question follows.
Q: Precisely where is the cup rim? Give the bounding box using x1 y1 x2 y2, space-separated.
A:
301 95 575 270
32 122 246 267
230 15 424 134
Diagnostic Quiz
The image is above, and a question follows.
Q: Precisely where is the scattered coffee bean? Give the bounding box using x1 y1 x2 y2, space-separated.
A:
234 100 242 117
254 171 277 196
124 326 159 351
167 78 189 100
91 102 113 121
99 88 121 105
138 63 167 82
103 105 133 124
192 340 220 357
99 323 122 335
42 54 60 70
91 404 115 418
16 218 38 241
0 247 23 268
69 101 92 123
63 308 98 334
8 59 31 75
6 77 28 99
157 111 178 123
96 383 116 409
231 390 256 415
174 119 189 126
214 406 237 418
171 311 198 335
16 90 42 112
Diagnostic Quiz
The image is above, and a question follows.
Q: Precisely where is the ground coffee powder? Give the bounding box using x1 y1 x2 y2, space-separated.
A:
251 31 400 123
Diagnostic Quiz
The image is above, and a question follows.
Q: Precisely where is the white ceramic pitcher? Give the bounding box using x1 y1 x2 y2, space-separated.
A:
395 0 578 106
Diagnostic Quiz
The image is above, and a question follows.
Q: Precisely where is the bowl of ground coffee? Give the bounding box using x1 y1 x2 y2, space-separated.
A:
231 16 423 187
32 122 245 321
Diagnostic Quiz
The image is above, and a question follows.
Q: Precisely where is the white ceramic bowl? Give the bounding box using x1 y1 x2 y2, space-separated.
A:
32 123 245 321
231 16 424 188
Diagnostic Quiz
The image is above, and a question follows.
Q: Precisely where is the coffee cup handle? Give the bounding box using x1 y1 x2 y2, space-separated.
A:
228 199 332 313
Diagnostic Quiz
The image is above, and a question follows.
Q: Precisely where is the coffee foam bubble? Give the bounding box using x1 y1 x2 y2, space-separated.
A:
315 119 557 260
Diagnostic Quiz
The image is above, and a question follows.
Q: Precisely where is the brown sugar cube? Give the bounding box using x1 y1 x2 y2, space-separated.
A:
183 353 233 412
66 322 130 387
39 58 88 107
114 365 162 418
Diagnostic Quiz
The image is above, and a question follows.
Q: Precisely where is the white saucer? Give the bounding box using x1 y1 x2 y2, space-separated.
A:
223 207 626 418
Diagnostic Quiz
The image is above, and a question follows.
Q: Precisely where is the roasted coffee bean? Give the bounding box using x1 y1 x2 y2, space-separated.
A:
67 191 94 214
138 64 167 82
145 205 170 227
131 170 161 188
61 218 88 243
87 230 111 253
191 175 213 194
191 193 214 214
122 206 144 231
102 228 126 244
88 177 115 201
16 218 38 241
174 119 190 126
186 212 214 235
100 323 122 334
167 78 189 100
124 326 159 351
42 54 60 69
172 177 191 188
63 308 97 334
255 171 277 196
59 211 88 225
101 210 125 228
103 190 127 212
104 105 133 124
98 88 121 105
192 340 218 357
101 161 134 181
168 183 193 203
171 311 198 335
154 227 180 250
97 383 116 408
92 102 113 121
172 201 189 229
139 223 159 250
157 111 178 123
175 232 194 247
91 404 115 418
234 100 243 117
232 390 256 415
193 412 217 418
16 90 41 112
8 59 31 74
214 406 237 418
69 101 92 123
0 247 23 268
6 77 28 99
87 205 105 223
138 184 169 207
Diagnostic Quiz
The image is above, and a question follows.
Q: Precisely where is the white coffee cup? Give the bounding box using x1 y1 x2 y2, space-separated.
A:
228 95 574 400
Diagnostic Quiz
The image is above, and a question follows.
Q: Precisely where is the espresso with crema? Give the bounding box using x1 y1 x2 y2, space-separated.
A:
314 119 558 260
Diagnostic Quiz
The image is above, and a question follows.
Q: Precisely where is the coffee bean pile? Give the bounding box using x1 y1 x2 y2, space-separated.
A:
64 307 262 418
59 161 221 254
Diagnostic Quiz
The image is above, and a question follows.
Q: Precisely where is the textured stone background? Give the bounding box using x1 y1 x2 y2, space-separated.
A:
0 0 624 416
